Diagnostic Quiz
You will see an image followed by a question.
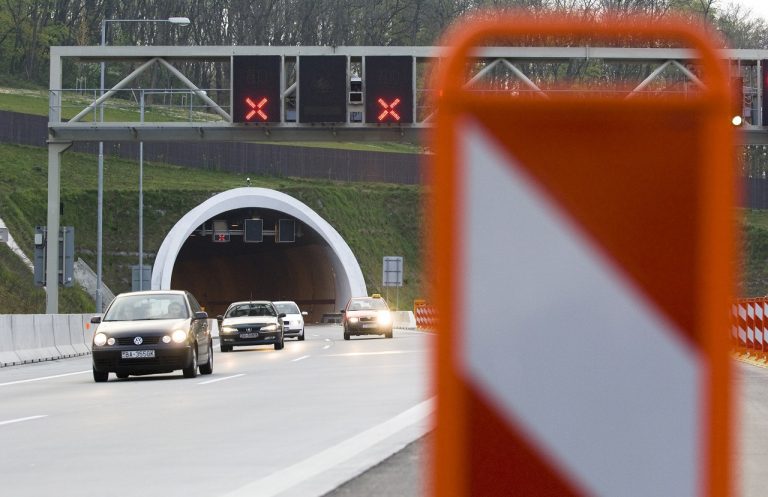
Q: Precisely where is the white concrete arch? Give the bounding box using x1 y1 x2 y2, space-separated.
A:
151 187 367 310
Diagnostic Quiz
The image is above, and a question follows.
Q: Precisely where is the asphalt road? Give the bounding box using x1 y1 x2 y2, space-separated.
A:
0 325 433 497
4 325 768 497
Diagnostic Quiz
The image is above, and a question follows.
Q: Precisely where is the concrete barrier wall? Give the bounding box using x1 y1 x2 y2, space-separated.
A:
0 315 20 366
392 311 417 330
0 314 94 367
52 314 77 358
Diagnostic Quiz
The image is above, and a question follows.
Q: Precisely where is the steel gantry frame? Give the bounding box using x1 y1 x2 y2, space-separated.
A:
44 45 768 312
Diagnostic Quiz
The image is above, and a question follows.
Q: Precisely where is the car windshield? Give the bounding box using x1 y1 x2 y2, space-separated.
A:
103 294 188 321
349 299 388 311
225 303 276 318
274 302 300 314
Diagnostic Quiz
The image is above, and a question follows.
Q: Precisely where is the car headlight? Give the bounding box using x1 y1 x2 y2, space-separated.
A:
162 335 172 344
93 333 108 346
221 326 236 334
261 324 278 332
171 329 188 343
349 317 359 324
377 312 391 325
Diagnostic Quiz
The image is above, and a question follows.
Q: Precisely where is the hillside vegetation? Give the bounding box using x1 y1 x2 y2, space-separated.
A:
0 142 423 314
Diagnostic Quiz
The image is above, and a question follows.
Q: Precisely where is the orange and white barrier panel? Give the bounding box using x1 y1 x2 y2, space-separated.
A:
732 297 768 360
413 299 437 330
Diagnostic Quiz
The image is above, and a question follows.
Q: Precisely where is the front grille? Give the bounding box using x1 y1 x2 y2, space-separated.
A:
359 316 376 323
116 336 162 346
235 325 263 332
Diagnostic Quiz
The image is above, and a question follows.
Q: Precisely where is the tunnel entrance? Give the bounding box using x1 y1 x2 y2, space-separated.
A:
152 188 367 322
173 208 336 319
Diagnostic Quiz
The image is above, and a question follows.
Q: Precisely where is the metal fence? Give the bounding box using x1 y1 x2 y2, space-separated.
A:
0 110 424 185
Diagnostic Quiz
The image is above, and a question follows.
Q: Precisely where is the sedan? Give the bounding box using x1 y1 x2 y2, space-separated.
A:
273 301 308 340
90 290 213 382
218 301 286 352
341 294 393 340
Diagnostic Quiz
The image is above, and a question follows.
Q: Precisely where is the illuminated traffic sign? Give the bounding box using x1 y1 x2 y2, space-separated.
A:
377 97 402 122
213 232 230 242
245 97 269 121
232 55 280 123
365 56 413 123
299 56 347 123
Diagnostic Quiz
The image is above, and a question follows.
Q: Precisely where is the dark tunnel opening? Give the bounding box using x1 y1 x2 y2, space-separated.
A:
171 208 337 321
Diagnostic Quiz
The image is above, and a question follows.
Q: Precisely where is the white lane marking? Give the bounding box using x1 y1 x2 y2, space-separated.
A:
0 415 47 427
0 370 90 387
324 338 331 342
197 374 245 385
292 355 310 362
312 334 320 337
322 345 331 350
222 398 434 497
326 351 412 357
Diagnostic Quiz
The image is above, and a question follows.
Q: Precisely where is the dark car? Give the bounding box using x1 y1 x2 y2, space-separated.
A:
90 290 213 382
217 301 286 352
341 294 393 340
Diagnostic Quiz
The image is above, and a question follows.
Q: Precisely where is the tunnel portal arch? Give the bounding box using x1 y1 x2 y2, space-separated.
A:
152 187 367 318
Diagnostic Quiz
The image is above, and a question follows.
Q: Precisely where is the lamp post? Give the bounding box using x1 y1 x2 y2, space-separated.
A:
97 16 190 307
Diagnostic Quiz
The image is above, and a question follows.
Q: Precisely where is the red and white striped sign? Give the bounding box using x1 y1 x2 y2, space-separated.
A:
430 16 736 497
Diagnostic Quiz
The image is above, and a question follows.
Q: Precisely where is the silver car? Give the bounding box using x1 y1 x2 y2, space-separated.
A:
218 301 285 352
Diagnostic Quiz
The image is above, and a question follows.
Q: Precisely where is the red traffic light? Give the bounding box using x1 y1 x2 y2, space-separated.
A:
377 97 401 122
244 97 269 121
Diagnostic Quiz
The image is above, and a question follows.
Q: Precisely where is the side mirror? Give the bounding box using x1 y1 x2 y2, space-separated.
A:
90 315 102 324
340 309 346 314
278 313 287 319
216 315 224 321
193 311 208 320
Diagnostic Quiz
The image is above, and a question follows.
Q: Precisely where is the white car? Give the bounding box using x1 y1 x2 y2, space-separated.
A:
273 301 308 341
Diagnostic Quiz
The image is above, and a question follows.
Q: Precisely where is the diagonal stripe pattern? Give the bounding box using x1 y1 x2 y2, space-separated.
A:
460 119 703 497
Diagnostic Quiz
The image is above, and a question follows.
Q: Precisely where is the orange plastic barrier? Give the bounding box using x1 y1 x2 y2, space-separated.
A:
413 299 437 330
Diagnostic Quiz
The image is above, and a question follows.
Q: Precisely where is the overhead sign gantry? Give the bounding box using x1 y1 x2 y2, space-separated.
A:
43 44 768 312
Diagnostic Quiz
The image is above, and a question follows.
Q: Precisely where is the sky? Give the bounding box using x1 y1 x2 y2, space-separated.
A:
733 0 768 20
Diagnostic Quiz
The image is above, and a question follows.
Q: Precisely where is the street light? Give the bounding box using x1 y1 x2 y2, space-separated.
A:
97 16 190 308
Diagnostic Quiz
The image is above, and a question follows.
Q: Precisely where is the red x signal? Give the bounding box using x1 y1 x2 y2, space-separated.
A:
377 97 401 122
244 97 269 121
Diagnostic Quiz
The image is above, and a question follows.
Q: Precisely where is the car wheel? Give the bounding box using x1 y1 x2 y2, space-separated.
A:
220 344 231 353
274 336 285 350
385 330 393 339
298 328 305 341
116 373 129 379
199 342 213 375
183 345 198 378
93 368 108 383
343 328 350 340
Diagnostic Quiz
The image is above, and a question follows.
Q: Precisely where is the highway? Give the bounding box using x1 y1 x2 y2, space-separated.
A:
0 325 432 497
4 323 768 497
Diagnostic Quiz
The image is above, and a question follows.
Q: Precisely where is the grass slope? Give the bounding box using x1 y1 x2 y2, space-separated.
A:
0 142 423 314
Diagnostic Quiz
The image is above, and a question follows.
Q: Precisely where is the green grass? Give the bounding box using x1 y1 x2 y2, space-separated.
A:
0 142 424 314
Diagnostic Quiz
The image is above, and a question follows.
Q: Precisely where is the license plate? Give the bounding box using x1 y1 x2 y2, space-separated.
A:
121 350 155 359
239 333 259 339
363 323 376 329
